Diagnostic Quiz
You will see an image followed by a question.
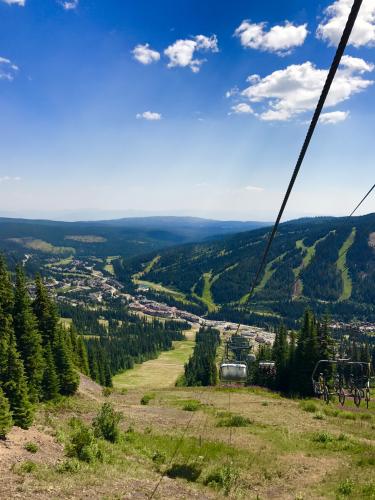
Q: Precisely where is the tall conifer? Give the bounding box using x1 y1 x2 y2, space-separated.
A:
3 329 34 429
13 267 44 402
54 329 79 396
41 342 60 401
0 387 12 440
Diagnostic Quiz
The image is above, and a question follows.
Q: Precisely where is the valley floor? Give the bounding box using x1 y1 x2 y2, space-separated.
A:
0 375 374 499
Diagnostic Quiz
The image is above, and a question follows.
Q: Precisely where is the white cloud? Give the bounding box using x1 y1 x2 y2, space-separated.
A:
225 87 239 98
230 103 254 115
234 20 308 55
236 56 373 121
317 0 375 47
245 185 264 192
60 0 78 10
0 176 21 183
132 44 160 65
164 34 218 72
136 111 162 121
1 0 25 5
319 110 349 124
0 57 19 81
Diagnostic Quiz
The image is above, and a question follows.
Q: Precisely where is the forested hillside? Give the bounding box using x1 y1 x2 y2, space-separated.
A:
0 216 268 265
126 214 375 324
0 258 83 437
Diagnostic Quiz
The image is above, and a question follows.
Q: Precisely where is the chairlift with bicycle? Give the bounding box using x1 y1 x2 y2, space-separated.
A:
312 358 372 408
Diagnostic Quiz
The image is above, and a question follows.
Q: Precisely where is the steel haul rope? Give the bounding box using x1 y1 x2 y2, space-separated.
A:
148 1 364 497
349 183 375 217
235 0 363 334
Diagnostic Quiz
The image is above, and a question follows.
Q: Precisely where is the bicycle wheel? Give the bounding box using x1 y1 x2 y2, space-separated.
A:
354 388 361 408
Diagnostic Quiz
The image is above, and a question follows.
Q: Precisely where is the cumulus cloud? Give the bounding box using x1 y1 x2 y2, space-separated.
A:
234 20 308 55
0 176 21 183
132 44 160 65
235 56 373 121
1 0 25 4
136 111 162 121
164 34 218 72
319 110 349 124
0 57 19 81
245 185 264 192
317 0 375 47
230 103 254 115
59 0 78 10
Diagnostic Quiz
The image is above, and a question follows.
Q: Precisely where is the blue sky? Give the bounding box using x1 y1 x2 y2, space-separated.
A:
0 0 374 221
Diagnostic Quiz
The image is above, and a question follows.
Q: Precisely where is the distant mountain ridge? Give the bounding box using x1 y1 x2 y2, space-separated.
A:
0 216 269 260
126 213 375 323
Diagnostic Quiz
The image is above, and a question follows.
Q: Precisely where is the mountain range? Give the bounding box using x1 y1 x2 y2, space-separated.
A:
0 216 269 260
126 214 375 324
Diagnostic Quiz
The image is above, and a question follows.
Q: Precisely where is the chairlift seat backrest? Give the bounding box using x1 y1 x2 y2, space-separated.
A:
220 362 247 382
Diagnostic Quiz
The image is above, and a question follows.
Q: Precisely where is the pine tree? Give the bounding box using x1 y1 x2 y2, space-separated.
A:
3 329 34 429
0 387 12 440
76 337 90 375
88 349 100 383
0 256 14 315
273 325 289 392
41 342 60 401
13 267 44 402
293 310 320 396
54 329 79 396
33 275 59 346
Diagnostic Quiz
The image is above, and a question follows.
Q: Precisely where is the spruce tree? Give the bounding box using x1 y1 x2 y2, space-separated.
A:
0 387 12 440
273 325 289 392
0 256 14 315
293 310 320 396
33 275 59 346
76 337 90 375
13 267 44 402
54 329 79 396
41 342 60 401
3 329 34 429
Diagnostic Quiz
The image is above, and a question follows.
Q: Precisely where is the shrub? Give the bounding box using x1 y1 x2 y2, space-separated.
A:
24 442 39 453
56 458 81 474
93 403 122 443
313 412 324 420
312 431 334 443
166 463 201 482
217 415 252 428
182 400 200 412
300 401 317 413
152 451 166 465
204 464 239 496
362 483 375 496
337 479 354 496
16 460 37 474
140 393 154 406
261 402 269 407
66 418 101 463
102 387 112 397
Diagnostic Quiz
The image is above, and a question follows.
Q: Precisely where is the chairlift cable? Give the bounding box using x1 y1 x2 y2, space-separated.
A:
150 2 364 495
349 183 375 217
235 0 363 334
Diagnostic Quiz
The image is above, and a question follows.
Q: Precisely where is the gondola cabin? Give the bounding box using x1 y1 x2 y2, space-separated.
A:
220 362 248 383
